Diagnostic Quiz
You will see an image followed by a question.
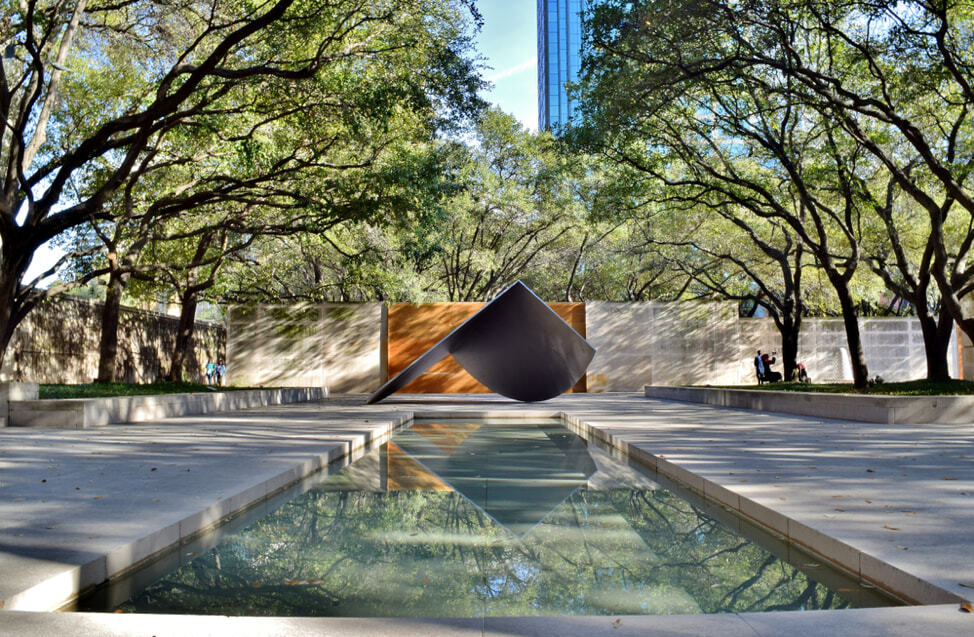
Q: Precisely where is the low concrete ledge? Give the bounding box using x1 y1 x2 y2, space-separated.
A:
2 411 411 613
645 385 974 425
0 382 39 428
560 411 965 606
8 387 324 429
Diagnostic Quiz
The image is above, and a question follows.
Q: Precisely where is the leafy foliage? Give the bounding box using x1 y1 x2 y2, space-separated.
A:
565 0 974 384
0 0 485 372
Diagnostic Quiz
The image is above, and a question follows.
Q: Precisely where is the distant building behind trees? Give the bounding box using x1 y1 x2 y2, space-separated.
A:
537 0 589 130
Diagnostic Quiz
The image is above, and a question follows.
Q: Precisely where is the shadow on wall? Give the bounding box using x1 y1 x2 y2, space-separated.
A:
226 303 386 393
740 318 959 383
586 302 739 391
0 296 224 384
225 301 957 394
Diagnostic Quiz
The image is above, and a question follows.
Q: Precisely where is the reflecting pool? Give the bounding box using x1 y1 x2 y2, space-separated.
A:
76 419 898 616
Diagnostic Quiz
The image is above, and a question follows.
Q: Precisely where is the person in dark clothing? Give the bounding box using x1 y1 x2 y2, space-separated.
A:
761 351 782 382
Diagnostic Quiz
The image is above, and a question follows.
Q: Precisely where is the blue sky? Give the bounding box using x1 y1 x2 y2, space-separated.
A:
474 1 538 130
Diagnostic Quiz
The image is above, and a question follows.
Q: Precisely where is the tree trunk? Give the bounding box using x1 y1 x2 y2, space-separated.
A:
831 276 869 388
0 250 33 372
565 233 588 302
0 281 18 373
917 309 953 382
96 269 127 383
779 312 801 381
167 291 198 382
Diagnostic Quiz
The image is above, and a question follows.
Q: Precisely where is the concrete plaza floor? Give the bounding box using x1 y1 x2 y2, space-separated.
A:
0 392 972 635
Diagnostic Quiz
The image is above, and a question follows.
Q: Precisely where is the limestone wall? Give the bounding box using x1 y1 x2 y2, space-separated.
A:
740 317 959 384
586 302 740 391
962 298 974 381
963 330 973 382
0 296 223 384
588 303 960 390
221 300 963 393
226 303 386 392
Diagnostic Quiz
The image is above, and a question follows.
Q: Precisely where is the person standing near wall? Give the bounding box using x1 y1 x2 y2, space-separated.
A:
215 361 227 386
205 361 216 385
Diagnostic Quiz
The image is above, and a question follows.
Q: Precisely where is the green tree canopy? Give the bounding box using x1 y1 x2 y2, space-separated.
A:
0 0 485 371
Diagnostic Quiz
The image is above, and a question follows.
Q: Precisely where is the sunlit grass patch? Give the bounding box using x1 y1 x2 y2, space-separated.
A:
39 381 245 399
714 379 974 396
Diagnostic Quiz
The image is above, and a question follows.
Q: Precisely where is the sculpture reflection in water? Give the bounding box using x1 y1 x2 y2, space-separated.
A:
88 421 896 617
367 281 596 403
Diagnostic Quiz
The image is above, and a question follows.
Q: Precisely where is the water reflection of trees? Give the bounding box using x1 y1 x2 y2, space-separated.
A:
119 487 853 617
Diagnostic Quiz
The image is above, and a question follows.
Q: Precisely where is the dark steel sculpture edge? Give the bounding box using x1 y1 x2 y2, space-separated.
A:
366 281 595 403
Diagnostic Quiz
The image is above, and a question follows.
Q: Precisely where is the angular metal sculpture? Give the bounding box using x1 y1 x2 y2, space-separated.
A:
367 281 596 403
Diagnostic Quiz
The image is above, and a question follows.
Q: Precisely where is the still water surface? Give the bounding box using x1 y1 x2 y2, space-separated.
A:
77 419 897 616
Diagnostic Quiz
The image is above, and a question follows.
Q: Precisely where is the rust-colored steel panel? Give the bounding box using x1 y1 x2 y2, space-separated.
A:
387 299 587 394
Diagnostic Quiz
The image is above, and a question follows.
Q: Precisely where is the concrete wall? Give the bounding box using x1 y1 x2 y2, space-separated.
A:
226 303 386 392
962 298 974 381
962 329 973 382
0 296 224 384
740 317 959 384
586 302 740 391
9 387 323 428
221 301 960 393
588 303 960 391
646 385 974 424
0 382 38 428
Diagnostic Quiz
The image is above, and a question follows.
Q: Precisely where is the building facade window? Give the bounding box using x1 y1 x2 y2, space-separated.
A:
537 0 588 131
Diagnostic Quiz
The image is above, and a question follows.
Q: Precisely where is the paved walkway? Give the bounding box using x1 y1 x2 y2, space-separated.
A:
1 393 972 635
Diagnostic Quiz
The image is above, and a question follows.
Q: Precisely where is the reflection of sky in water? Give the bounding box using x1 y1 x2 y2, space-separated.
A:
81 420 899 617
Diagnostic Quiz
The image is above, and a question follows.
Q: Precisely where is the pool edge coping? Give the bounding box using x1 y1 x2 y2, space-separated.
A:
4 407 966 614
5 413 415 612
560 411 967 607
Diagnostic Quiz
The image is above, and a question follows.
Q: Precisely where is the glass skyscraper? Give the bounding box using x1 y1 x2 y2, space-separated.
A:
537 0 588 131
